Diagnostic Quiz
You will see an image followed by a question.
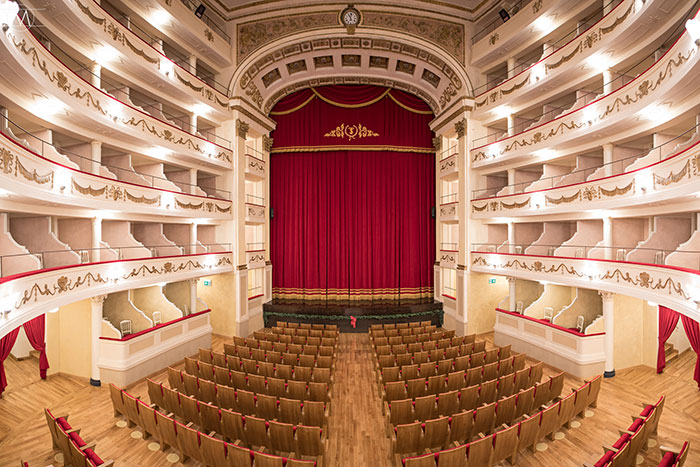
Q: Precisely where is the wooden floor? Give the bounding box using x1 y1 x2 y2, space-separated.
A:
1 332 699 467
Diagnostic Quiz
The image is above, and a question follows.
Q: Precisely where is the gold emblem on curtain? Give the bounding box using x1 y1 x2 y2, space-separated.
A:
324 123 379 141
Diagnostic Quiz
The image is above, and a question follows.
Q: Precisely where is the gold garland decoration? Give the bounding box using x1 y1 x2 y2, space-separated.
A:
125 191 160 205
500 198 531 210
71 179 106 196
653 161 689 187
545 190 581 205
599 180 634 197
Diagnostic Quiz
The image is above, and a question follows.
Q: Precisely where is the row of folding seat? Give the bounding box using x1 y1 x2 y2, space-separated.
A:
385 372 564 429
44 408 112 467
379 354 519 399
376 347 515 384
246 333 338 347
275 321 338 330
374 344 503 370
372 333 470 350
375 341 491 359
588 396 665 467
371 330 450 347
158 376 329 428
188 356 333 385
398 375 603 467
171 365 332 404
230 340 334 356
109 384 320 466
223 344 335 368
371 330 462 346
257 327 339 340
148 379 328 455
370 320 435 331
381 358 536 404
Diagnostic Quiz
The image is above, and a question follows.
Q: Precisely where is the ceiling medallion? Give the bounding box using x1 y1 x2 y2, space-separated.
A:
339 4 361 35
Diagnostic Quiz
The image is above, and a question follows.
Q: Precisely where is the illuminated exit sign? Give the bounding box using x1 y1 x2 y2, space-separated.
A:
488 278 497 284
203 279 212 286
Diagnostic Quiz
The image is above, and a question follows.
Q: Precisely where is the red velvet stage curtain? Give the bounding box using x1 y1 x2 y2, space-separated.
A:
657 305 680 373
681 315 700 388
0 327 20 397
270 85 435 301
23 315 49 379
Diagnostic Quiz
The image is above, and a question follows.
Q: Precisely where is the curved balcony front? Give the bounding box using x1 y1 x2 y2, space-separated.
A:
470 18 700 171
0 129 232 219
471 135 700 218
25 0 230 121
473 0 691 121
0 18 232 170
471 0 598 70
117 0 231 70
0 251 232 340
471 251 700 323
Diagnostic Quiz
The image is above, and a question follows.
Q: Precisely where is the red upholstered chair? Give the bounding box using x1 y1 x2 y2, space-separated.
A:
659 441 690 467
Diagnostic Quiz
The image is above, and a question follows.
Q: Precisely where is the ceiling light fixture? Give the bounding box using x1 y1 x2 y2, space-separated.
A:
0 0 19 32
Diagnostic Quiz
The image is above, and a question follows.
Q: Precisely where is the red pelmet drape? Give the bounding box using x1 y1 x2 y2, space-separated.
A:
0 327 20 397
270 85 435 301
23 315 49 379
657 305 680 373
680 315 700 388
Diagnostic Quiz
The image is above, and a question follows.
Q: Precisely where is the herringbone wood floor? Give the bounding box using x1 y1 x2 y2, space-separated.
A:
0 332 698 466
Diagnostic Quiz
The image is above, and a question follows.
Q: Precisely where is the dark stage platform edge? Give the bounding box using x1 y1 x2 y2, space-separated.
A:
262 299 444 333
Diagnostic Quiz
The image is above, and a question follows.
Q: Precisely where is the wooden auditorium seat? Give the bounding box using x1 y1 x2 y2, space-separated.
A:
44 408 114 466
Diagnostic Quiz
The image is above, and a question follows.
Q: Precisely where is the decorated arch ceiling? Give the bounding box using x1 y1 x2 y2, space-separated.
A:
232 33 473 119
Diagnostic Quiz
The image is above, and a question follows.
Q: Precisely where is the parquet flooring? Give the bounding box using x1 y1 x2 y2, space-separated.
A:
0 332 698 466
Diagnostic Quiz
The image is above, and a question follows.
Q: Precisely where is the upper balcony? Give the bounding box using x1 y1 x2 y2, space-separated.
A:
471 124 700 218
439 152 458 181
470 17 700 171
24 0 231 122
472 0 693 122
470 0 598 71
0 120 232 219
471 248 700 325
0 250 232 340
245 195 266 225
115 0 232 70
245 152 266 181
0 16 232 170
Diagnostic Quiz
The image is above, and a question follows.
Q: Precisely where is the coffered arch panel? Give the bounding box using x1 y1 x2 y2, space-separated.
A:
230 28 474 119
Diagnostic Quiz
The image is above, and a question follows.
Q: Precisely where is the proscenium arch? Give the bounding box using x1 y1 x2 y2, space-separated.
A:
228 27 475 121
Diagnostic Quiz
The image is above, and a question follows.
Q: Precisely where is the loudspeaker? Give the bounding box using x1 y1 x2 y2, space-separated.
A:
270 207 274 219
195 4 206 18
499 8 510 22
430 206 436 219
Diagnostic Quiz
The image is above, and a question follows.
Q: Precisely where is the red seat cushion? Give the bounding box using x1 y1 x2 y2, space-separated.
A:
640 404 653 417
657 451 676 467
594 450 615 467
627 419 643 432
56 417 71 431
85 449 104 466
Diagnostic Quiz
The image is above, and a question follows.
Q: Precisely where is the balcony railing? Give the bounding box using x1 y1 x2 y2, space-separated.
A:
473 0 624 94
17 13 232 150
0 243 231 277
0 112 231 200
471 11 692 148
472 122 700 199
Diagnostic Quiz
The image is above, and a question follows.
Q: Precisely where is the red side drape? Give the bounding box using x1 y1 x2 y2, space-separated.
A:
23 315 49 379
657 305 680 373
0 327 20 397
680 314 700 388
270 85 435 301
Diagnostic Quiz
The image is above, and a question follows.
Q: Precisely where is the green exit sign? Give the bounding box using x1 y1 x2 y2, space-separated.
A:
488 278 497 284
203 279 212 286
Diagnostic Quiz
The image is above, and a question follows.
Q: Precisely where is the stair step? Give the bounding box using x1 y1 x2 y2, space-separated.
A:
666 348 679 364
664 342 674 352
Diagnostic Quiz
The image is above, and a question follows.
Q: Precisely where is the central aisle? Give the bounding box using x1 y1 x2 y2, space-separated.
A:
325 332 393 467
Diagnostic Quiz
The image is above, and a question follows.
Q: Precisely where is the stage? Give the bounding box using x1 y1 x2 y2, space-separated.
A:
262 299 444 332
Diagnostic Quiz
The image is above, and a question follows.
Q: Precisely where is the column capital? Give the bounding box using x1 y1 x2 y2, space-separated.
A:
262 135 274 152
599 291 615 301
506 276 517 283
90 294 107 305
236 119 249 139
454 118 467 139
432 136 442 151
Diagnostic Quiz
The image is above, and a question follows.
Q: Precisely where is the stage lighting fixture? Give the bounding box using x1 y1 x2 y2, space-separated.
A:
499 8 510 22
195 4 206 18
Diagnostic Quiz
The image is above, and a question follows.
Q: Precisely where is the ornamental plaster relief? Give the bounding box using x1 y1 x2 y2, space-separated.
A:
0 24 232 167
